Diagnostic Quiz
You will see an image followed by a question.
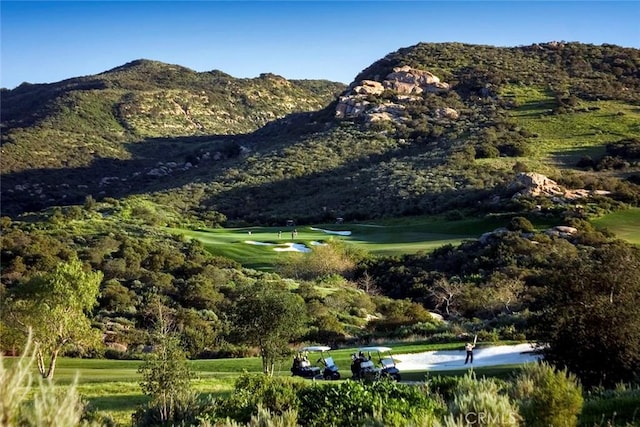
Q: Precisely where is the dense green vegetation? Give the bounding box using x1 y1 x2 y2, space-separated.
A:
10 347 635 427
2 41 640 425
1 60 344 168
2 43 638 221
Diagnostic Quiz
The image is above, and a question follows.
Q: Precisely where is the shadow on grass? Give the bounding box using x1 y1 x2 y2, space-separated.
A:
87 394 148 412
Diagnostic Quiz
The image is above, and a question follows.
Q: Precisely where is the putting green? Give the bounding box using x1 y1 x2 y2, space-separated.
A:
169 216 506 269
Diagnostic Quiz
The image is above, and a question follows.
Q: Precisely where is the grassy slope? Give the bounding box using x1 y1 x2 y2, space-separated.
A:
172 205 640 270
591 207 640 245
504 85 640 166
171 215 530 269
500 84 640 246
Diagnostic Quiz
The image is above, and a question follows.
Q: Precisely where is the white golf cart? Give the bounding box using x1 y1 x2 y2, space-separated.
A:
291 345 341 380
350 346 401 381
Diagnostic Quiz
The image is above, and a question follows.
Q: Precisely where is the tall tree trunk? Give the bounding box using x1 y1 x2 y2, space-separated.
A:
44 350 59 379
36 349 46 378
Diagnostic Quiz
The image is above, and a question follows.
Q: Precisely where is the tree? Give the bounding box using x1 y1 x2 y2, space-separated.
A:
357 271 380 295
137 302 193 424
231 280 308 375
429 277 464 316
2 258 102 379
277 239 365 280
534 241 640 387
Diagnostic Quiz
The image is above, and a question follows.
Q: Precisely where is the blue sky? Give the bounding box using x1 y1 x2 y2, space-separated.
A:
1 1 639 89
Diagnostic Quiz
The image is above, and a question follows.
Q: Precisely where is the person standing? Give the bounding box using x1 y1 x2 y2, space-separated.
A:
464 342 475 364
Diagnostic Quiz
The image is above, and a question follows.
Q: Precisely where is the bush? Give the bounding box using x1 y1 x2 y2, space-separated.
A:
426 375 464 401
1 332 111 427
215 405 299 427
512 362 583 427
426 332 459 344
443 372 521 426
445 210 465 221
216 374 305 423
507 216 534 233
132 391 203 427
576 156 595 169
297 379 444 427
475 143 500 159
581 384 640 426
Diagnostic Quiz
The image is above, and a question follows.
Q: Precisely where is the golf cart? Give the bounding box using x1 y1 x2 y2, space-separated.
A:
350 346 401 381
291 346 341 380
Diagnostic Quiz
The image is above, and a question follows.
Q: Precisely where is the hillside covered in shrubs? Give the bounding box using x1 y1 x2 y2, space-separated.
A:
2 41 640 425
1 42 639 221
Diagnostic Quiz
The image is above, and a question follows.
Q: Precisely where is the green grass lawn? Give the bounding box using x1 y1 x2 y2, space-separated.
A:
170 215 519 270
591 207 640 245
503 85 640 167
169 206 639 271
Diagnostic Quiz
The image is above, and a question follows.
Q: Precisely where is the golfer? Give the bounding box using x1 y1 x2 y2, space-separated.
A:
464 342 475 364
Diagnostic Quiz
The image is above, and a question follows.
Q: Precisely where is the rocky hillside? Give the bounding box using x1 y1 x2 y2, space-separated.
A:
0 59 345 173
2 43 639 221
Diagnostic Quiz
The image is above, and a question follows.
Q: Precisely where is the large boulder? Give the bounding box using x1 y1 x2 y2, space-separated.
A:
383 65 450 94
335 66 452 122
352 80 385 95
510 172 564 197
510 172 612 202
335 96 372 119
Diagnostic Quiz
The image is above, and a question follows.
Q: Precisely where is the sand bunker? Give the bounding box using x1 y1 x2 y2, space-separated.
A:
310 227 352 236
273 243 311 253
395 343 541 371
244 240 274 246
244 241 311 253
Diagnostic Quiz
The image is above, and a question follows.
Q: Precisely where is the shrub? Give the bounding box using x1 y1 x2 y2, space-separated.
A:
576 156 595 169
580 384 640 426
213 405 299 427
216 373 305 423
0 332 110 426
445 210 465 221
426 375 464 401
512 362 583 427
507 216 534 232
443 372 521 426
297 379 444 427
132 391 203 427
475 143 500 159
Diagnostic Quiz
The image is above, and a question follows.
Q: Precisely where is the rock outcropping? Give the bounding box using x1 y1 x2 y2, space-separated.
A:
510 172 611 200
510 172 564 197
335 66 455 123
382 66 450 94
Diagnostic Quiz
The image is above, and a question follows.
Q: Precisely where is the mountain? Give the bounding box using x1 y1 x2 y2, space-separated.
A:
1 43 639 222
1 59 345 172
